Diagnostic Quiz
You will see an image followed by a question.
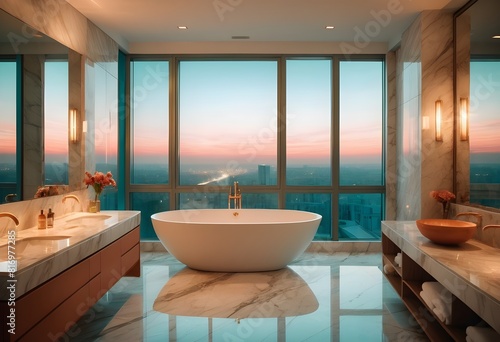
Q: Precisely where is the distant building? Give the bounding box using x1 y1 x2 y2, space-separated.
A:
258 164 271 185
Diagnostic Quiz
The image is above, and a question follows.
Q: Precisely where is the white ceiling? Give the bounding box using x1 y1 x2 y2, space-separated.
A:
66 0 469 51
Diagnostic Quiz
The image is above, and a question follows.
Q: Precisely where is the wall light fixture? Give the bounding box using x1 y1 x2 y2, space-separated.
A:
69 108 78 143
460 98 469 141
435 100 442 141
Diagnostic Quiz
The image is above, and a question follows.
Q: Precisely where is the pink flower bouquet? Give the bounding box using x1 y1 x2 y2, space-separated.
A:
84 171 116 201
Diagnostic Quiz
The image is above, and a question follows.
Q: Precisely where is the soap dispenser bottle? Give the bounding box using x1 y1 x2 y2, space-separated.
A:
47 208 54 228
38 210 46 229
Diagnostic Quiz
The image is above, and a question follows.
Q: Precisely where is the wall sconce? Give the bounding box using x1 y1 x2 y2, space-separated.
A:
460 98 469 141
69 109 78 143
435 100 442 141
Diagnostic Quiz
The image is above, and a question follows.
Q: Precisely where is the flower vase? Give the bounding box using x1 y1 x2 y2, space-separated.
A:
89 195 101 213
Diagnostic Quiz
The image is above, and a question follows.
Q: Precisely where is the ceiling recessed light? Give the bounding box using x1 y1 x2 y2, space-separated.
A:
325 26 335 30
231 35 250 40
493 35 500 39
178 26 188 30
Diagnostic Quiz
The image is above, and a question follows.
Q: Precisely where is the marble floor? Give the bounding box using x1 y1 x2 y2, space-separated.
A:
67 251 429 341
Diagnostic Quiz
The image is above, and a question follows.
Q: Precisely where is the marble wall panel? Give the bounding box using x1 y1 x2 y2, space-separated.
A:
22 54 44 199
0 0 117 64
395 11 454 220
455 13 471 204
420 12 454 219
386 51 397 220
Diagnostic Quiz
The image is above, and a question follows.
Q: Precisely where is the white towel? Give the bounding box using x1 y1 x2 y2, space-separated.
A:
466 326 500 342
422 281 452 324
420 290 434 309
433 307 451 324
394 253 402 268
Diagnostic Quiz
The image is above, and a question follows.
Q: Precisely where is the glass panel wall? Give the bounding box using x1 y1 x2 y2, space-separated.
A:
94 64 118 209
339 61 383 186
130 60 169 185
44 60 69 185
178 60 278 187
0 60 17 203
469 60 500 208
286 59 332 186
338 193 383 240
130 192 169 239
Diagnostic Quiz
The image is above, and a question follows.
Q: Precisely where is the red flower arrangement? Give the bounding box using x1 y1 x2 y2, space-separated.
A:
430 190 455 218
84 171 116 202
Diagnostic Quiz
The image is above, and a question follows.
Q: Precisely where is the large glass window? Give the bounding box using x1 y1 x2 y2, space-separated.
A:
469 60 500 208
286 59 332 186
0 60 17 203
131 61 169 184
127 56 385 241
44 60 69 185
178 60 278 187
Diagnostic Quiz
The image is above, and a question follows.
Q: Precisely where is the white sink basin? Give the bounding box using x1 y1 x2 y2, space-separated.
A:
65 214 112 226
0 235 71 261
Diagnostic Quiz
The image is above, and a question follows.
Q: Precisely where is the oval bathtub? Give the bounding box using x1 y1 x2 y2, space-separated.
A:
151 209 322 272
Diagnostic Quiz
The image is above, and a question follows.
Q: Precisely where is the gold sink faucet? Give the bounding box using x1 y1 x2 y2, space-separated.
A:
62 194 81 211
455 212 482 227
483 224 500 231
0 212 19 226
0 212 20 237
228 181 242 209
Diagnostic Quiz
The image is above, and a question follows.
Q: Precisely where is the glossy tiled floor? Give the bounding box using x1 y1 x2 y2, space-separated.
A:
69 252 428 341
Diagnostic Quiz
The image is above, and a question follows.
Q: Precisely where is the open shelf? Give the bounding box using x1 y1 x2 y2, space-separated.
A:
382 233 483 342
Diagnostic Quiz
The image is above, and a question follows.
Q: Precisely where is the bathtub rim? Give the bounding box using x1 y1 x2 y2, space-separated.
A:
151 208 322 225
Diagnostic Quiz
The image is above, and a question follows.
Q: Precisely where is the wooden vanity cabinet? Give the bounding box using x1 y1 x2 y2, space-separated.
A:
0 226 140 342
382 233 481 342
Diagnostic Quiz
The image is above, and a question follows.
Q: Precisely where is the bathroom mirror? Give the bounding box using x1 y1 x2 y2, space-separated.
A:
454 0 500 210
0 9 72 203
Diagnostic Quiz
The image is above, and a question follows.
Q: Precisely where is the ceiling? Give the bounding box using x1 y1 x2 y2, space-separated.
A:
65 0 469 51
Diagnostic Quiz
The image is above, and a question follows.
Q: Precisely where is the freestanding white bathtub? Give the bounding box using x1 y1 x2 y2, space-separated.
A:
151 209 322 272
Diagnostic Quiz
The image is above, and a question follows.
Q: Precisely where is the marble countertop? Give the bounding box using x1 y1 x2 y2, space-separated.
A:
382 221 500 333
0 210 140 300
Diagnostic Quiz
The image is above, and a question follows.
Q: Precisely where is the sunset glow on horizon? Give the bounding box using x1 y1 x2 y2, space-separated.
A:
1 60 499 167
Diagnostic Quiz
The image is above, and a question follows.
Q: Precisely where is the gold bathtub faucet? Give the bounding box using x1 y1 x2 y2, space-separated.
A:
228 181 242 209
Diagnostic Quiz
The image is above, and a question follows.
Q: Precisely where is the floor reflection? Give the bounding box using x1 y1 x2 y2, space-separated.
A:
154 267 319 319
70 252 429 341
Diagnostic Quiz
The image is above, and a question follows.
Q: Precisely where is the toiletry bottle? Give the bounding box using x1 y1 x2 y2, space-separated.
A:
38 210 47 229
47 208 54 228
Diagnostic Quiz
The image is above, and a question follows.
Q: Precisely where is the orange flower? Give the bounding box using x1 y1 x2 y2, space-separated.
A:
430 190 455 203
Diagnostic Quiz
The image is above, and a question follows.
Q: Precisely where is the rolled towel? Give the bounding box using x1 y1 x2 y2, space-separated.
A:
420 290 434 309
431 296 452 324
433 307 451 324
466 336 473 342
421 281 453 324
422 282 452 306
466 326 500 342
394 253 402 267
383 263 395 275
